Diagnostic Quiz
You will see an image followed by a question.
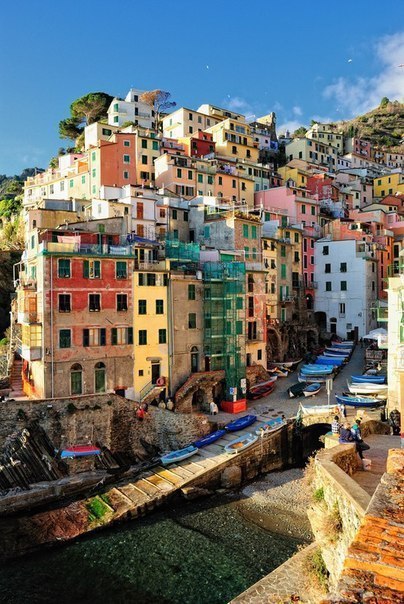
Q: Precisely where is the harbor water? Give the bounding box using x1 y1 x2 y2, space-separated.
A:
0 472 311 604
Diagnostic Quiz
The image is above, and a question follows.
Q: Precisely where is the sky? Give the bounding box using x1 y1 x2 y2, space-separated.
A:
1 0 404 175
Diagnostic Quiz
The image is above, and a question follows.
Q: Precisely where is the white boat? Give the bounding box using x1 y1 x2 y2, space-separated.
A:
224 433 258 454
298 404 335 416
255 417 286 436
346 381 388 395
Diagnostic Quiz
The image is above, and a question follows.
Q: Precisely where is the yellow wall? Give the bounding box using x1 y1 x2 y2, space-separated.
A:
133 270 169 400
373 173 404 197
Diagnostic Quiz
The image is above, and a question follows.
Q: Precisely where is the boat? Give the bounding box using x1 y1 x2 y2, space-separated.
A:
224 433 258 454
322 352 349 360
298 372 330 383
346 381 388 395
249 377 277 393
269 358 302 370
303 382 322 397
60 445 101 459
298 403 336 416
331 340 354 347
225 414 257 432
247 382 276 400
335 394 386 408
268 367 289 378
325 347 352 355
161 445 198 466
315 357 345 367
193 429 227 448
255 417 287 435
301 364 334 375
288 382 308 398
351 374 386 384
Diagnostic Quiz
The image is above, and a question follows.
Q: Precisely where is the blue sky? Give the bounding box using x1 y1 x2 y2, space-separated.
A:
1 0 404 175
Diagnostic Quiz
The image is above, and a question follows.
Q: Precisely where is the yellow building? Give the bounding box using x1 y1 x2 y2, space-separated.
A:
262 235 278 321
206 118 259 164
305 122 344 153
133 265 169 401
277 163 310 189
373 172 404 198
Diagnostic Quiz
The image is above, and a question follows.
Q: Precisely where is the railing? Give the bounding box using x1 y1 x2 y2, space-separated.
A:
306 281 318 289
281 296 295 303
136 261 166 271
376 306 388 322
140 381 155 401
40 241 138 257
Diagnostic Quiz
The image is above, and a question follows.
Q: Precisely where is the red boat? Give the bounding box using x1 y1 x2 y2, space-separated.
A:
247 382 276 400
60 445 101 459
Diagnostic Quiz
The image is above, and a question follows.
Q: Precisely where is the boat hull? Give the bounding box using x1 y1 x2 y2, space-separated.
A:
347 383 388 395
298 373 330 383
255 417 286 435
335 394 386 408
161 445 198 466
224 433 258 454
247 384 275 400
225 414 257 432
194 429 226 448
303 383 322 397
249 377 277 393
351 375 386 384
288 382 307 398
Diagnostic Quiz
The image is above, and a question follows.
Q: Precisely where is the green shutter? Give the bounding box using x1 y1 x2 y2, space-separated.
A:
83 260 89 278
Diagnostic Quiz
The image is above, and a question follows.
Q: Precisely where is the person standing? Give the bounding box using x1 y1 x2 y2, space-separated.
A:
331 415 341 435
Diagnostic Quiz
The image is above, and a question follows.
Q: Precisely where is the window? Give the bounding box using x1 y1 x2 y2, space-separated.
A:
123 171 129 179
81 175 85 184
251 225 257 239
325 263 331 273
152 141 159 151
184 212 188 222
232 179 236 189
117 294 128 311
244 246 249 259
340 262 347 272
124 140 130 147
218 176 222 185
172 209 178 220
138 330 147 345
243 224 249 238
188 170 193 180
114 261 127 280
311 206 316 216
301 205 306 214
232 146 237 154
83 260 101 279
198 174 203 183
141 155 147 164
294 251 299 263
59 329 71 348
147 273 156 286
138 300 147 315
102 128 112 136
83 328 106 346
58 294 71 313
341 281 347 291
339 303 345 316
123 155 130 163
158 329 167 344
70 364 82 395
294 233 299 243
281 264 286 279
236 297 243 310
141 139 147 149
156 299 164 314
280 245 286 258
112 327 133 345
257 349 262 361
188 313 196 329
188 284 196 300
323 245 329 255
89 294 101 312
326 282 332 291
114 103 119 111
70 179 74 188
58 259 71 278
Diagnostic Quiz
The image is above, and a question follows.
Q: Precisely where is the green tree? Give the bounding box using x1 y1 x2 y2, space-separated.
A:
59 92 113 141
293 126 308 137
139 90 176 130
380 97 390 108
59 117 83 141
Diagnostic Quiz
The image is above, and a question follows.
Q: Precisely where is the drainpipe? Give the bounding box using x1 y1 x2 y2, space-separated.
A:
50 255 54 398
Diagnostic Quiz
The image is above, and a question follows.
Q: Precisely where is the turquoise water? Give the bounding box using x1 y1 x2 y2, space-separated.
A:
0 494 304 604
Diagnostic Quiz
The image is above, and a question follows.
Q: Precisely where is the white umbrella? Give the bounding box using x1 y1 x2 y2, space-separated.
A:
364 327 387 340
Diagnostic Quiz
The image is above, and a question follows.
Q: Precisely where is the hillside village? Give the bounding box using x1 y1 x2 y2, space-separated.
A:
12 89 404 408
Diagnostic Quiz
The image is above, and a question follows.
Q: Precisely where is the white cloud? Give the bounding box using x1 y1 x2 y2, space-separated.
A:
324 31 404 117
277 120 304 135
224 96 252 113
292 105 302 116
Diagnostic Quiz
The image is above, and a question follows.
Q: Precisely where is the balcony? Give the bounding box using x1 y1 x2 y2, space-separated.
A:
281 295 295 303
136 260 167 271
40 240 138 257
245 261 263 271
306 281 318 289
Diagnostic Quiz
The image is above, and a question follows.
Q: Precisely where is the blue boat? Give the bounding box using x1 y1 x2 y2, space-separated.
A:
301 364 334 375
303 382 322 397
351 374 386 384
161 445 198 466
335 394 386 408
193 429 226 448
322 352 349 359
225 414 257 432
60 445 101 459
316 357 345 367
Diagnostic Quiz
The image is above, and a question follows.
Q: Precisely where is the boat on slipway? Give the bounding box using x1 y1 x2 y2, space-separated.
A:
315 357 345 367
225 414 257 432
224 433 258 454
298 372 330 383
161 445 198 466
255 417 287 436
346 381 388 396
59 445 101 459
300 364 334 375
193 430 227 448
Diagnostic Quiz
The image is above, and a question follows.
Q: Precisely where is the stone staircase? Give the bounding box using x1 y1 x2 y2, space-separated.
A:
9 358 24 399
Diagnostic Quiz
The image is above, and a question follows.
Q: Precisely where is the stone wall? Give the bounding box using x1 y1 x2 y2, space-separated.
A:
308 443 370 589
321 449 404 602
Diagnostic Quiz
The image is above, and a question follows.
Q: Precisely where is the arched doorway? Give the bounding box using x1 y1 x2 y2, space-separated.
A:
71 363 83 395
314 311 327 331
94 362 106 393
190 346 199 373
192 388 207 412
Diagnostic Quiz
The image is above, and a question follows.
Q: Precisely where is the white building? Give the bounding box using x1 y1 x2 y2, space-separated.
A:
162 107 222 139
108 89 155 129
314 238 378 338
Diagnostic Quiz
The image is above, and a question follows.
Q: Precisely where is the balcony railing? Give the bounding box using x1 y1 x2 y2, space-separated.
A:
306 281 318 289
40 240 138 257
281 296 295 303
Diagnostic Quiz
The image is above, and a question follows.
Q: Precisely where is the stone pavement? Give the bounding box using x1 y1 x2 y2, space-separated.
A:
230 542 322 604
351 433 399 496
